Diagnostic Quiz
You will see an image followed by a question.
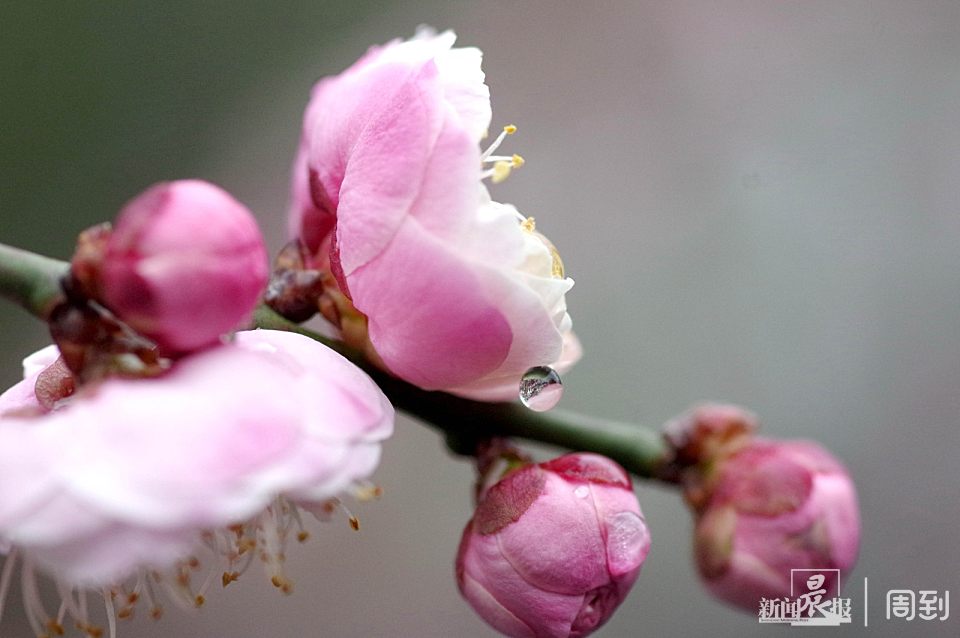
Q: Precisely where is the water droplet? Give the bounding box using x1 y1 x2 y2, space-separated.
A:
605 511 651 574
519 366 564 411
574 485 590 499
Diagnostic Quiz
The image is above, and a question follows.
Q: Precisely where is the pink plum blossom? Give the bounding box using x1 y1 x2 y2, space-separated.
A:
456 453 651 638
691 439 860 611
0 330 393 632
290 29 579 401
88 180 269 355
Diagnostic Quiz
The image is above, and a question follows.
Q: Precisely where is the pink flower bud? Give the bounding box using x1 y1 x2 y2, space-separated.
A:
96 180 268 354
691 438 860 611
290 30 580 400
456 453 651 637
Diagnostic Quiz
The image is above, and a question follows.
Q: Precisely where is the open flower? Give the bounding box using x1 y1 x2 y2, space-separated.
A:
290 29 579 401
456 453 650 637
0 330 393 634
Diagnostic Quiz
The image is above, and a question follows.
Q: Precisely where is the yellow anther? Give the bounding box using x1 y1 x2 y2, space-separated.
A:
355 484 383 501
504 124 517 134
520 217 537 233
297 530 310 543
271 575 293 594
511 154 525 168
349 516 360 531
194 595 205 607
491 161 512 183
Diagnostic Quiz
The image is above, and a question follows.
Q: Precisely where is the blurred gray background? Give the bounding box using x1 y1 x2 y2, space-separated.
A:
1 1 958 636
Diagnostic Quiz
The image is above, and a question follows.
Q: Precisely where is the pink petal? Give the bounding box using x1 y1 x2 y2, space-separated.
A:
349 219 513 389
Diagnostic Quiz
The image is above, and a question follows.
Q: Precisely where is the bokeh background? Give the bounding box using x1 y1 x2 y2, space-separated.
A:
1 1 958 636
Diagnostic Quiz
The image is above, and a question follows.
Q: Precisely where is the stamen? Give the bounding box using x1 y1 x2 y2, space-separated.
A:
258 506 292 594
54 581 82 626
482 153 524 167
194 567 217 607
78 589 89 625
55 600 68 627
338 501 360 531
288 507 309 543
102 590 116 638
48 619 66 636
221 571 240 588
115 586 138 620
351 481 383 502
3 496 381 630
490 161 513 184
22 556 49 637
142 576 162 621
481 124 517 161
232 543 257 581
155 571 193 612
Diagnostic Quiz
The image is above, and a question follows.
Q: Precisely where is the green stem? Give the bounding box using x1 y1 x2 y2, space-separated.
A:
254 306 673 480
0 243 68 319
0 243 674 481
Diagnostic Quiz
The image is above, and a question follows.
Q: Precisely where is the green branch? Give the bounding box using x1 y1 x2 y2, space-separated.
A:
254 306 672 479
0 242 673 481
0 244 68 319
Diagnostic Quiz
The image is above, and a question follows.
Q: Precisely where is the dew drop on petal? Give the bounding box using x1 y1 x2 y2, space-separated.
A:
519 366 563 411
605 511 651 575
574 485 589 499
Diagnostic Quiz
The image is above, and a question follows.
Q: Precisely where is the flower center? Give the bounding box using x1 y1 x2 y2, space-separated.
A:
479 125 566 279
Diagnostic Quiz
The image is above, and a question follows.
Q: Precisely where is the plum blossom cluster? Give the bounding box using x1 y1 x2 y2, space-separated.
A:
0 182 393 637
0 26 863 638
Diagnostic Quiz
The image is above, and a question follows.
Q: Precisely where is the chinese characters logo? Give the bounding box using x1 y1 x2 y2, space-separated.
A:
887 589 950 622
758 569 852 626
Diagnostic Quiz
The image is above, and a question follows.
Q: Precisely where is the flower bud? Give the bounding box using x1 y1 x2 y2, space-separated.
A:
80 180 268 354
678 413 860 611
456 453 651 637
